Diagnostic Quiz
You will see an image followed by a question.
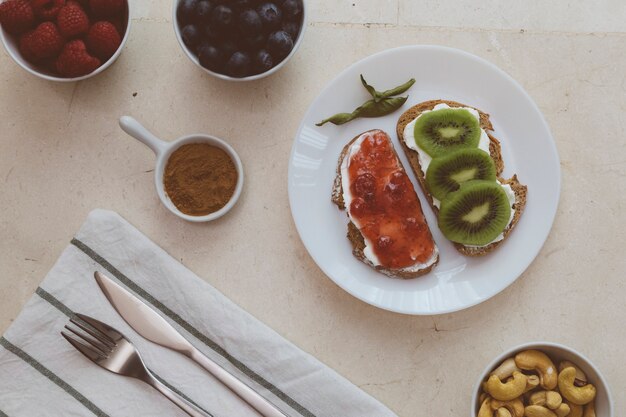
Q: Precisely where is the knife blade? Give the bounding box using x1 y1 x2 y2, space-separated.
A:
93 271 288 417
94 271 193 353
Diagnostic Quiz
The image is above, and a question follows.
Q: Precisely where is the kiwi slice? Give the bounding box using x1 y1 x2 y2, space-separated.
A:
439 180 511 246
413 108 481 157
426 149 497 200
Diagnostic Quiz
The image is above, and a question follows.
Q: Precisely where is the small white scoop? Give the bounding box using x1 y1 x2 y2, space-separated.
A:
119 116 244 222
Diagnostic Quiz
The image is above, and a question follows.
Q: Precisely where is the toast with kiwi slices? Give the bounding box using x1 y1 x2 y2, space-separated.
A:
396 100 527 256
332 129 439 278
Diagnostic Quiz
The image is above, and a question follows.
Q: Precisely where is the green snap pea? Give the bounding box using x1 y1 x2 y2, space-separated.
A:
315 112 357 126
316 96 408 126
361 75 415 102
375 77 415 100
360 75 379 100
316 75 414 126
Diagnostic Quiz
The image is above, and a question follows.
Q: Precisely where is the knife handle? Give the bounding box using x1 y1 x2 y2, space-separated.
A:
189 348 288 417
146 371 213 417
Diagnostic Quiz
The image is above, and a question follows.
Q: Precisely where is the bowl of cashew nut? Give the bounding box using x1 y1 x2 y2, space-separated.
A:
472 342 613 417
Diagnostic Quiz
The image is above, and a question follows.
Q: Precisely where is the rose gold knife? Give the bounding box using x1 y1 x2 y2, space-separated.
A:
94 271 288 417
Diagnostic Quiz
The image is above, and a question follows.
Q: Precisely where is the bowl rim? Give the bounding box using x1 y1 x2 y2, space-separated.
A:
0 0 132 82
171 0 307 81
470 341 614 417
154 134 244 222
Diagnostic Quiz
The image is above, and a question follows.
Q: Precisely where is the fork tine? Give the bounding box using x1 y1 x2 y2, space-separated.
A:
70 316 116 348
61 331 106 362
74 313 121 342
64 325 112 356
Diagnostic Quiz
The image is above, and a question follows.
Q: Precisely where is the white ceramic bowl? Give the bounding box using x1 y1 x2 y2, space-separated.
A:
472 342 614 417
172 0 306 81
119 116 244 222
0 2 131 82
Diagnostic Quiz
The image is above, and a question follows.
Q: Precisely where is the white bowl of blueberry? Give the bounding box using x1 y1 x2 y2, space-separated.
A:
173 0 305 80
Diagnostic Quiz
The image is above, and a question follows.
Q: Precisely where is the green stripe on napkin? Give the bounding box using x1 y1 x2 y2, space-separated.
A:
0 337 109 417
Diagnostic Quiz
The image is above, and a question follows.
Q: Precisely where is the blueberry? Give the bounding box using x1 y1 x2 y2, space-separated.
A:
252 49 273 74
267 30 292 59
256 2 282 30
241 33 265 50
238 9 262 36
281 0 301 19
204 24 221 41
225 51 251 77
281 21 298 39
181 24 201 48
219 39 238 58
195 0 213 24
211 5 234 29
198 43 224 72
177 0 198 24
232 0 252 9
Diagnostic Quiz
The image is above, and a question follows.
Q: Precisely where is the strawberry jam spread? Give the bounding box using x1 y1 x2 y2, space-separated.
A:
345 130 435 269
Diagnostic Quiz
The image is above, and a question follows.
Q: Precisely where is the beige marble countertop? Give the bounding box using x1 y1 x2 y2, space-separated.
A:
1 0 625 415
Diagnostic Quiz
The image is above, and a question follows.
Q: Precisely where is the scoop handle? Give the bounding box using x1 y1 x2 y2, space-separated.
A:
119 116 167 156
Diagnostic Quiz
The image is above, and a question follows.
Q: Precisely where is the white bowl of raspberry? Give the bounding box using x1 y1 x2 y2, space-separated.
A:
0 0 131 81
172 0 307 81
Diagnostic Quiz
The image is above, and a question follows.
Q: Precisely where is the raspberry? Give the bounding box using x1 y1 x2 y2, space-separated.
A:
55 39 100 77
89 0 123 17
105 14 124 35
19 21 64 62
72 0 89 9
0 0 35 34
18 37 36 61
86 21 120 60
31 0 65 20
56 2 88 37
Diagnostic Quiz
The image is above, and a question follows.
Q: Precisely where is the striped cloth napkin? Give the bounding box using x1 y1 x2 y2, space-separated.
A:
0 209 398 417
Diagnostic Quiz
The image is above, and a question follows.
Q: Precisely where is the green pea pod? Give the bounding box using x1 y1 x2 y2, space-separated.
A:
360 75 415 102
356 96 408 117
377 78 415 100
360 74 379 100
316 96 408 126
315 112 359 126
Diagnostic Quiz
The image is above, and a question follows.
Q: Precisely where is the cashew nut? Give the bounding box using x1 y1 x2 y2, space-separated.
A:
478 397 493 417
491 358 522 380
545 391 563 410
525 405 558 417
524 374 541 392
491 397 524 417
529 390 548 406
559 361 587 387
496 408 512 417
563 401 583 417
480 392 488 403
558 367 596 405
582 401 596 417
485 371 528 401
530 390 562 409
555 403 571 417
515 350 558 389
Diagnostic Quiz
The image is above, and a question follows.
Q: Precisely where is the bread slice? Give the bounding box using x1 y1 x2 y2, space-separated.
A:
331 130 439 278
396 100 528 256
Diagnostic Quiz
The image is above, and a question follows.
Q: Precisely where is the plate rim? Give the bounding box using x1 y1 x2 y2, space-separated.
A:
288 44 561 315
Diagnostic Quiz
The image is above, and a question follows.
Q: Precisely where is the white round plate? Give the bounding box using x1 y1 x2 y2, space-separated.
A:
288 45 560 315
